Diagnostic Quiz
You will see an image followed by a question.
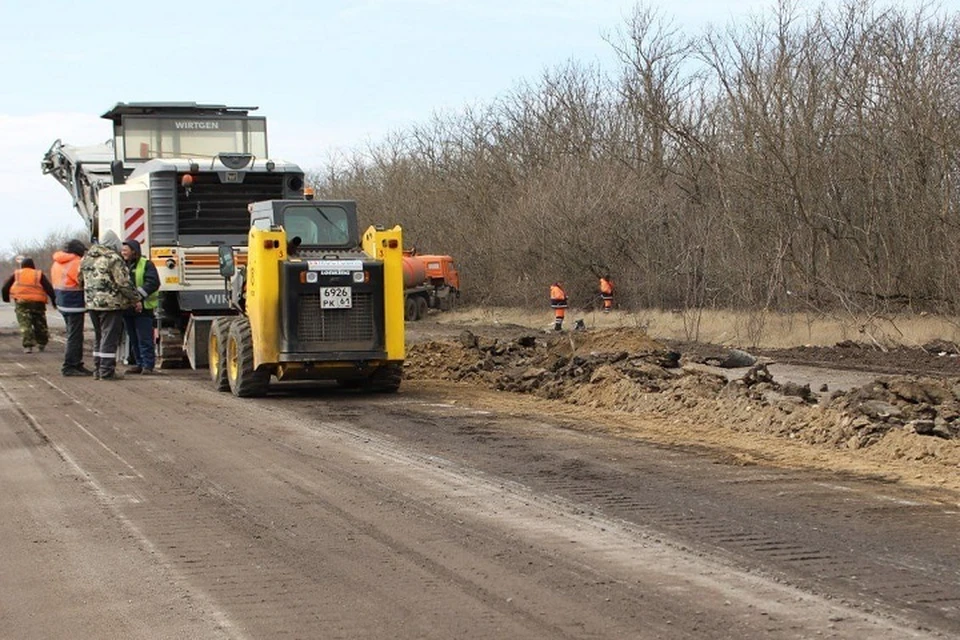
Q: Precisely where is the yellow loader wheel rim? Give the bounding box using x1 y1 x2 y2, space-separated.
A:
209 333 219 375
209 317 232 392
227 334 239 384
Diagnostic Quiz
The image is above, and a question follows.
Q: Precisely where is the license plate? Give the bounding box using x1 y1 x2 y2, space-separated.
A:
320 286 352 309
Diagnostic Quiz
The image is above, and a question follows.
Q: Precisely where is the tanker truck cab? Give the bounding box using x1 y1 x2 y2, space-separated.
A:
207 199 406 397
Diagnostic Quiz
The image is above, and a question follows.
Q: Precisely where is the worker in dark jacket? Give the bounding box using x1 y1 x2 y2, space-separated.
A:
121 239 160 374
52 239 93 375
2 257 57 353
78 231 140 380
549 282 568 331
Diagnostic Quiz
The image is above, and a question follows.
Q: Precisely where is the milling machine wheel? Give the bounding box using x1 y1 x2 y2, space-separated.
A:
364 362 403 393
208 317 233 392
226 317 269 398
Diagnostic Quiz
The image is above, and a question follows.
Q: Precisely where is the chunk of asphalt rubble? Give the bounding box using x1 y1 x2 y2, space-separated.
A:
858 400 902 420
459 330 478 349
706 349 758 369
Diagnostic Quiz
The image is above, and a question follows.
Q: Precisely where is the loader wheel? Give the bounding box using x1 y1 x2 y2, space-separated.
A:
404 297 417 322
226 317 269 398
415 296 428 321
208 317 232 392
364 363 403 393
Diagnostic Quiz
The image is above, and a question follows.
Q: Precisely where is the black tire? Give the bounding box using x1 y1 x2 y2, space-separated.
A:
404 297 417 322
364 363 403 393
226 317 269 397
415 296 428 321
208 317 232 392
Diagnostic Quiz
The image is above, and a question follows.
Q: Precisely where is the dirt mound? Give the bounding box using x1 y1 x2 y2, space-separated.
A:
551 327 667 356
406 328 679 392
405 329 960 493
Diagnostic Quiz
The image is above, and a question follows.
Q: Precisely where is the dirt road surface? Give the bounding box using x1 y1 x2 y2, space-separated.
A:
1 311 958 638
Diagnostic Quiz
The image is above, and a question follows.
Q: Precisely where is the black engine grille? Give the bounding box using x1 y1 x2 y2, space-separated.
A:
296 292 376 347
177 173 288 235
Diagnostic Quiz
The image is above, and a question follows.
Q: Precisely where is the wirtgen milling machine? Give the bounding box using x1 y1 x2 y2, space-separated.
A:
207 198 406 397
41 102 305 367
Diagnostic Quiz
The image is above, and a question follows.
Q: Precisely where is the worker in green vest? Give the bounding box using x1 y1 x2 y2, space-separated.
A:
121 239 160 374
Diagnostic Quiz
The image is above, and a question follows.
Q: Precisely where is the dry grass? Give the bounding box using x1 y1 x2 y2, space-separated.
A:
439 306 960 349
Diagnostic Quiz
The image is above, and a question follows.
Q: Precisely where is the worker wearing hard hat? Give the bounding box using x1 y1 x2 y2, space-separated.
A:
2 257 57 353
550 282 568 331
599 274 614 313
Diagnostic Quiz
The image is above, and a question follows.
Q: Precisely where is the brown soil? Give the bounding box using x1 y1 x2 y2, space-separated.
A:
405 322 960 496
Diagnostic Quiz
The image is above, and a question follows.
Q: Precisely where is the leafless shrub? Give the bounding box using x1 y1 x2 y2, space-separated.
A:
0 227 85 284
309 0 960 324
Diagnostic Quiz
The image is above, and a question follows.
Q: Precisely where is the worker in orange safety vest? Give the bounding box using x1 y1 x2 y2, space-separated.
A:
2 257 56 353
550 282 568 331
52 239 92 375
599 274 614 313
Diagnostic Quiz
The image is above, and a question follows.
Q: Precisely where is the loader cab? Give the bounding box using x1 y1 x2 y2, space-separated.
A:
249 200 359 250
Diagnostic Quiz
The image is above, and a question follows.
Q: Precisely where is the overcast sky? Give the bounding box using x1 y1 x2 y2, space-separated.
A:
0 0 947 254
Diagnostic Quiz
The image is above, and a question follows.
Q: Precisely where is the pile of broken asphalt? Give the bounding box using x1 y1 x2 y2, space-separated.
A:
404 328 960 484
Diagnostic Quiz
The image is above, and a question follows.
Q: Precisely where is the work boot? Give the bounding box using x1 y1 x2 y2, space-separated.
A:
140 368 156 375
99 371 123 381
23 346 33 354
62 368 89 377
125 365 143 374
77 364 95 375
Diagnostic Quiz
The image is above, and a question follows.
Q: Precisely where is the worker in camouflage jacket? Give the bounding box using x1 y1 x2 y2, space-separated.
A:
78 231 140 380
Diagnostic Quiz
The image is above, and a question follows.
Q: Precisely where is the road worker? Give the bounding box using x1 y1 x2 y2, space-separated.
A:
78 231 140 380
2 257 56 353
52 239 94 376
121 239 161 375
549 282 568 331
599 274 614 313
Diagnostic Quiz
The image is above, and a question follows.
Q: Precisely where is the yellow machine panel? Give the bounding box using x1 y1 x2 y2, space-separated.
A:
362 225 405 361
246 226 286 368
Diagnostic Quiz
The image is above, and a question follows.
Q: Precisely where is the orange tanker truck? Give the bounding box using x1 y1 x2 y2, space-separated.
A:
402 250 460 321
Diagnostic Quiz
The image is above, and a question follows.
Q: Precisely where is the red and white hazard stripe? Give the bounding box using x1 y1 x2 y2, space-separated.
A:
123 207 147 246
